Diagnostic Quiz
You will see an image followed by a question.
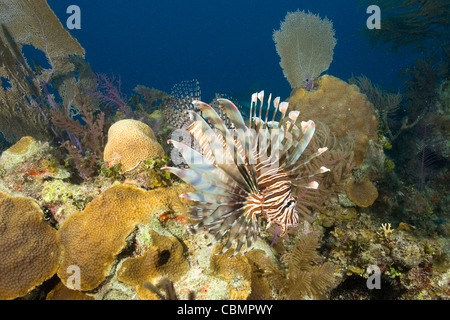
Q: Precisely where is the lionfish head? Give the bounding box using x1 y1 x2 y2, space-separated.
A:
164 88 329 256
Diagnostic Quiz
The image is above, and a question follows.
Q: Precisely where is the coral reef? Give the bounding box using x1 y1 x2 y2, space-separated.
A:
326 211 449 300
288 75 379 165
0 1 447 302
117 231 189 300
46 282 94 300
103 119 164 172
265 232 337 299
273 10 336 89
210 244 252 300
0 0 85 143
57 183 189 291
0 191 60 300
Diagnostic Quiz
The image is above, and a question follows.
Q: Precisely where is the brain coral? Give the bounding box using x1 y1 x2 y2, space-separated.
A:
0 191 60 300
57 183 190 291
117 230 189 300
289 75 378 165
103 119 164 172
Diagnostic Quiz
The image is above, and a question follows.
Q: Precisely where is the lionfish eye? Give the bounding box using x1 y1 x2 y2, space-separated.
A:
285 199 295 208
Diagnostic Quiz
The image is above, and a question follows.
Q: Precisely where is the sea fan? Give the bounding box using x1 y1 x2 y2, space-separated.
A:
164 91 329 255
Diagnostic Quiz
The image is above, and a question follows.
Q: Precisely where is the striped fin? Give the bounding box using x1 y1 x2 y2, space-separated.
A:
285 147 328 176
192 100 228 138
163 167 213 192
217 98 248 131
217 98 256 178
168 139 213 166
181 191 237 205
189 111 253 193
286 120 315 166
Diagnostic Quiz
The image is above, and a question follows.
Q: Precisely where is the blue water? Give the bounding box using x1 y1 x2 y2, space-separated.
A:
47 0 420 104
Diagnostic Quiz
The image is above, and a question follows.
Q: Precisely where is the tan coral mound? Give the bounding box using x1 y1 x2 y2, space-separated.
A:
289 75 378 165
346 178 379 208
4 136 36 154
46 282 94 300
210 244 252 300
103 119 164 172
57 184 190 291
117 230 188 300
0 191 60 300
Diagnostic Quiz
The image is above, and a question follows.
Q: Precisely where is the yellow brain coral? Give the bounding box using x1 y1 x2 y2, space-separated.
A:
103 119 164 172
57 183 189 291
346 178 379 207
0 191 60 300
289 75 378 165
117 230 189 300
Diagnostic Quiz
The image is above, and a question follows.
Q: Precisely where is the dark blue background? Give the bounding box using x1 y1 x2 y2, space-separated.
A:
47 0 419 104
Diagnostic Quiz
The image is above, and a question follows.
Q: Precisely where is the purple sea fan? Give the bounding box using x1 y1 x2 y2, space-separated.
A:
163 91 329 256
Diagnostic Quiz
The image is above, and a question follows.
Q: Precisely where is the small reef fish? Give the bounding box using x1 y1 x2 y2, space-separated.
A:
164 91 329 255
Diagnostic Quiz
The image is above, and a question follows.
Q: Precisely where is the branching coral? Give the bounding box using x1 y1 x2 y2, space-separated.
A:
51 86 107 180
350 75 421 142
273 10 336 89
86 73 133 118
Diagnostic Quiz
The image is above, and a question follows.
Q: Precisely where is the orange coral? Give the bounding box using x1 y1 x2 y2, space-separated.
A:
346 178 379 207
117 230 189 300
0 191 60 300
103 119 164 172
289 75 378 165
57 183 190 291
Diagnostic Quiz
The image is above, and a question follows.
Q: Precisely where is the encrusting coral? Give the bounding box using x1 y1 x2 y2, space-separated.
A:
0 136 39 171
117 230 189 300
210 244 252 300
289 75 379 165
346 178 379 208
103 119 164 172
46 282 94 300
57 183 191 291
0 190 60 300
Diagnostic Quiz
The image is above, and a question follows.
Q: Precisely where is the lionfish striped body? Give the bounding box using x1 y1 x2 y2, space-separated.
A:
164 90 329 255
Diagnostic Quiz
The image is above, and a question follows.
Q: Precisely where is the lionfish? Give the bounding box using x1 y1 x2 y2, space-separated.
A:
164 87 329 256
